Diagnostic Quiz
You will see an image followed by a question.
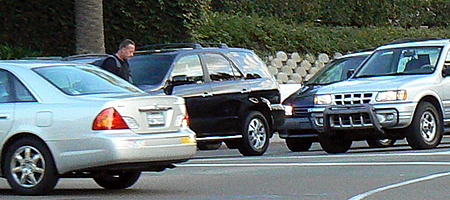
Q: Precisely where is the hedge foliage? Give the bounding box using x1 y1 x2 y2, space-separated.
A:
102 0 210 53
210 0 450 28
190 12 450 56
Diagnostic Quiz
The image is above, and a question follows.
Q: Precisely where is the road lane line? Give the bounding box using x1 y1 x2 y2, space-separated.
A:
348 171 450 200
193 151 450 162
178 162 450 167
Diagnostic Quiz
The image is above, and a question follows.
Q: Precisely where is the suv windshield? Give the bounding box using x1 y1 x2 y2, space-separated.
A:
34 65 142 95
355 46 442 77
130 54 176 86
307 56 367 85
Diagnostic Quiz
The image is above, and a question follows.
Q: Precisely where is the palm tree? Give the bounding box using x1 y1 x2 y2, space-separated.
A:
75 0 105 54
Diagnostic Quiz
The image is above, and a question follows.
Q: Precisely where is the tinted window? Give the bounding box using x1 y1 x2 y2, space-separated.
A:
34 65 142 95
226 51 272 79
171 54 204 84
0 70 36 103
129 54 176 85
203 53 242 81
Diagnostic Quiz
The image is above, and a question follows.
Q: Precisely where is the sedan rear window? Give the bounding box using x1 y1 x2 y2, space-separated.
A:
34 65 143 95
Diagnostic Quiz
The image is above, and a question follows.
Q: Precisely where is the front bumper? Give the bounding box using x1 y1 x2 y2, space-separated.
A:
49 128 197 174
277 116 318 138
311 102 416 133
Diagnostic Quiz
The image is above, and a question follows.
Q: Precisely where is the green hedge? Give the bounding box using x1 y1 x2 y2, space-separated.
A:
190 12 450 56
0 0 449 59
103 0 210 53
0 0 209 58
210 0 450 27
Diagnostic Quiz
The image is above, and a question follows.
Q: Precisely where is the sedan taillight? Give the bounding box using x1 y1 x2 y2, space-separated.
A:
92 108 129 130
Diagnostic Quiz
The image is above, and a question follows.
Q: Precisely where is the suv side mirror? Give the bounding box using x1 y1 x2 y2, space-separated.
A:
443 65 450 77
346 69 355 79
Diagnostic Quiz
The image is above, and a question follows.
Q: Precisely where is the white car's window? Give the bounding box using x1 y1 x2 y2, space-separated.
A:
356 47 442 77
0 70 36 103
34 65 143 95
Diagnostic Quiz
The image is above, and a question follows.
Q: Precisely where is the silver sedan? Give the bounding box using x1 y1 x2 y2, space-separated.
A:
0 60 197 195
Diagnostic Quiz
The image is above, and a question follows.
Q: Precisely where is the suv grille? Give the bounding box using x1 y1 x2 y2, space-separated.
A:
329 113 373 128
333 93 373 105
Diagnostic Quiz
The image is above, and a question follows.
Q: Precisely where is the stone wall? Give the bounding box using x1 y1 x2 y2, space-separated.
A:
264 51 343 84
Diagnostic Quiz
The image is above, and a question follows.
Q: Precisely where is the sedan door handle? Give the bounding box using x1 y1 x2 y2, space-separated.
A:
202 92 213 97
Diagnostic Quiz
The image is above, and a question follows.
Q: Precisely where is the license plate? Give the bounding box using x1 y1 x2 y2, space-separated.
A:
147 111 165 127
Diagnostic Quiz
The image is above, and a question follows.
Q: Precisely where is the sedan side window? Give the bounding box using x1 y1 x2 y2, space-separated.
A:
203 53 242 81
0 70 36 103
171 54 204 85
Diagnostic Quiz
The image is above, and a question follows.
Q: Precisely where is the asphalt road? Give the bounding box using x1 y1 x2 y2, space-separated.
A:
1 136 450 199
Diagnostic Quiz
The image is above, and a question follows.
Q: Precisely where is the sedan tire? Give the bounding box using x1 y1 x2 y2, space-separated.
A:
285 138 313 152
366 139 396 148
3 137 59 195
318 133 352 154
94 170 141 190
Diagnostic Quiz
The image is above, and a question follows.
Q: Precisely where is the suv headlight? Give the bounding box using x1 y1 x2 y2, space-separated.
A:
376 90 407 101
314 94 332 105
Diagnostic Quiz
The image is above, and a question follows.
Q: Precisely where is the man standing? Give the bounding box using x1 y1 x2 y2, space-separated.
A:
101 39 135 82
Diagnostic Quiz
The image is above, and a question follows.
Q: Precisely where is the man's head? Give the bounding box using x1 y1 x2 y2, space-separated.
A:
116 39 135 61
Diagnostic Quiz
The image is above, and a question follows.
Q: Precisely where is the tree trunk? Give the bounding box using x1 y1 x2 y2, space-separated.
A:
75 0 105 54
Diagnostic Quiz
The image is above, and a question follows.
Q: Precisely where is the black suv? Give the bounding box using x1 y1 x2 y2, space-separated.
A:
70 43 285 156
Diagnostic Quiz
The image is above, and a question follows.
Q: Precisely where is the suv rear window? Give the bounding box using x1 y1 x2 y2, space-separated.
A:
130 54 176 85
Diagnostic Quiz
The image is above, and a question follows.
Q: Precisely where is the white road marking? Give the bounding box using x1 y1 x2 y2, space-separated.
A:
192 150 450 162
348 171 450 200
178 161 450 167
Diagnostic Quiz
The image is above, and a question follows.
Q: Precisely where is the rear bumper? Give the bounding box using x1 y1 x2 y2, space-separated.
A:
49 128 197 174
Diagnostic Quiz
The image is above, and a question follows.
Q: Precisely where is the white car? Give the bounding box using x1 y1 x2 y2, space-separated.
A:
0 60 196 195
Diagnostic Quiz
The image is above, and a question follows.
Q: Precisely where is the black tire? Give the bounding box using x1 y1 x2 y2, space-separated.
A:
406 102 443 149
318 133 352 154
285 138 313 152
2 137 59 195
224 140 239 149
197 141 222 150
366 139 396 148
93 170 141 190
238 111 270 156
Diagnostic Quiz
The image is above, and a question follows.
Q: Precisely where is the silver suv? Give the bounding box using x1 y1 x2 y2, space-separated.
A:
311 39 450 153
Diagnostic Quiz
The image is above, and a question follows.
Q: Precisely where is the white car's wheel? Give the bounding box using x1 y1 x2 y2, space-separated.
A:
3 137 59 195
406 102 443 149
366 139 396 148
94 170 141 190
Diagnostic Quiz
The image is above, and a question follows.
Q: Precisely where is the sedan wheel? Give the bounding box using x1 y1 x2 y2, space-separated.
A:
285 138 313 152
366 139 396 148
94 170 141 190
238 111 270 156
3 137 59 195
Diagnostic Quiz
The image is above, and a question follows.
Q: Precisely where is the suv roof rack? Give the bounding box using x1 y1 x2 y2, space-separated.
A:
388 38 446 45
136 43 228 52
